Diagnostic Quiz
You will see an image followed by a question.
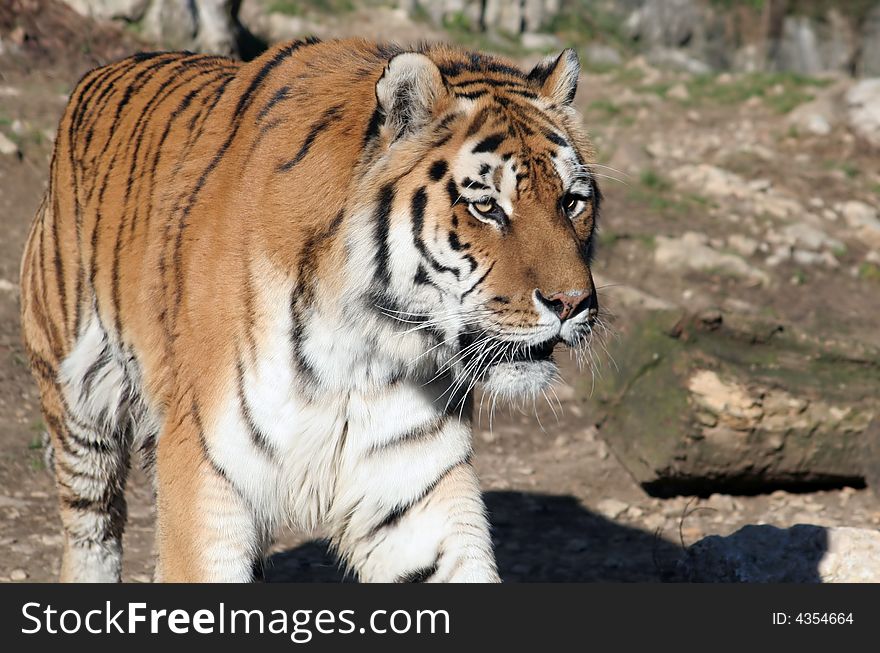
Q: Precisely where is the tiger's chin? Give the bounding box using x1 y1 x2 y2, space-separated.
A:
481 358 558 400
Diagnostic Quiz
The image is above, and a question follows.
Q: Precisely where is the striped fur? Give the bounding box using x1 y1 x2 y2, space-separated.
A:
20 39 601 582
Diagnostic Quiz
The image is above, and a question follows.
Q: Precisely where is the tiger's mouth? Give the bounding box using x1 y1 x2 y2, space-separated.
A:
505 337 559 364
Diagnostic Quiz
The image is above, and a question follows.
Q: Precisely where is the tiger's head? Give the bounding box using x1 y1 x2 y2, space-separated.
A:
360 46 600 401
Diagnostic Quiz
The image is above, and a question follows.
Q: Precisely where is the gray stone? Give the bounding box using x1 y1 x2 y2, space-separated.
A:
846 78 880 149
520 32 561 51
836 200 880 249
681 525 880 582
727 234 759 258
583 44 623 68
10 569 28 581
625 0 704 50
64 0 150 21
860 5 880 77
0 133 19 157
654 232 769 285
66 0 240 55
589 310 880 495
596 498 629 520
781 222 843 253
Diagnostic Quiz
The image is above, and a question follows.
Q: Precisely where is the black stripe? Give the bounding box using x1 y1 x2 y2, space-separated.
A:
437 56 524 79
544 129 568 147
507 88 539 99
447 230 468 251
372 184 395 288
277 104 344 172
236 357 276 458
192 399 245 502
465 107 490 137
362 105 384 148
446 178 459 205
367 457 469 538
257 84 291 121
454 77 530 90
461 176 489 191
454 89 487 100
397 562 438 583
413 265 433 287
368 414 447 455
80 342 111 398
428 160 447 182
411 187 458 278
472 132 506 154
461 262 494 299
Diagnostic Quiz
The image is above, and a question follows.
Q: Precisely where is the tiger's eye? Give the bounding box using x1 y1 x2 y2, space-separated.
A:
562 194 578 213
473 200 495 214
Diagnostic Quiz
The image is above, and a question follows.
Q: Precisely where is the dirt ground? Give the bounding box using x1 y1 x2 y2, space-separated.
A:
2 3 879 583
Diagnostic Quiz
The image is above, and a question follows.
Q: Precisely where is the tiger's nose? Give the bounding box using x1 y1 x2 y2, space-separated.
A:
535 289 596 322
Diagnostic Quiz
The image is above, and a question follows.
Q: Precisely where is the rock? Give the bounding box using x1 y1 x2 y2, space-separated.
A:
0 132 19 157
787 92 839 136
681 525 880 582
670 164 746 199
752 193 803 220
655 232 769 285
0 279 16 293
583 44 622 68
836 200 880 249
666 82 690 101
747 178 772 193
838 200 878 226
792 249 839 268
781 223 843 253
602 284 675 312
64 0 150 21
625 0 705 51
596 498 629 520
646 48 711 75
775 15 823 76
588 310 879 496
846 79 880 149
520 32 561 51
727 234 759 258
10 569 28 581
860 5 880 77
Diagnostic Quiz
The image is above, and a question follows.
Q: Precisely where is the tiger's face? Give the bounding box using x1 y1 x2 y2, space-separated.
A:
369 48 599 400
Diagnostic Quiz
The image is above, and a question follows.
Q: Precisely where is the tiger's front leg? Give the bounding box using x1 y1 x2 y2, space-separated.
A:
333 455 500 583
153 404 265 583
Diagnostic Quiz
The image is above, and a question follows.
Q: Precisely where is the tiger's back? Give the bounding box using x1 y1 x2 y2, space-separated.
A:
21 38 602 582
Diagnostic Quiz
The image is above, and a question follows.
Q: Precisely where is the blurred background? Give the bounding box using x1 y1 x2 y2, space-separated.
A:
1 0 880 582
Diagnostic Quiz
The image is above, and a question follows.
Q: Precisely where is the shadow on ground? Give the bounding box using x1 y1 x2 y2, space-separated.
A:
265 491 687 582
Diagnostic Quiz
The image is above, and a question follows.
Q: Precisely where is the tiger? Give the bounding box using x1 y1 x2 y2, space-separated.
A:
19 37 602 583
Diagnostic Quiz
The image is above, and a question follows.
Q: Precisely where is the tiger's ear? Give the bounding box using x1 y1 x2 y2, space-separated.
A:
527 49 580 106
376 52 448 142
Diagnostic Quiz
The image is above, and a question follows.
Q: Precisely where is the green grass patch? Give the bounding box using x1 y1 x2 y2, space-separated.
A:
639 168 672 192
858 262 880 282
637 82 672 97
588 98 623 118
269 0 354 16
613 66 645 85
542 1 631 51
686 72 829 114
